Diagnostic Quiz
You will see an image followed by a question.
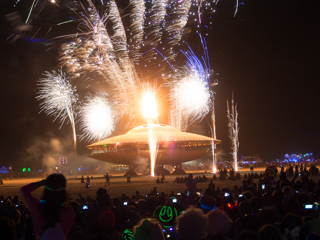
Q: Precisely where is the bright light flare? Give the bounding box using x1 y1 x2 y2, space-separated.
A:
212 141 217 173
81 95 116 141
141 91 159 176
172 75 211 119
169 40 212 131
148 124 158 177
142 92 158 120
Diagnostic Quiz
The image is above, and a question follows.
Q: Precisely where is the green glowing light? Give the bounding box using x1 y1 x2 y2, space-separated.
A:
159 206 177 223
121 229 133 240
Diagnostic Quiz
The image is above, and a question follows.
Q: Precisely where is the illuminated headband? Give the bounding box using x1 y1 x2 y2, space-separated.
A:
45 186 65 191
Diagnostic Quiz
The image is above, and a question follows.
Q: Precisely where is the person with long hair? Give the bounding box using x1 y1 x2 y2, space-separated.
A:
20 174 75 240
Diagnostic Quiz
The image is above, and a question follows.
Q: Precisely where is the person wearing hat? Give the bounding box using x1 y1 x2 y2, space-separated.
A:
20 174 75 240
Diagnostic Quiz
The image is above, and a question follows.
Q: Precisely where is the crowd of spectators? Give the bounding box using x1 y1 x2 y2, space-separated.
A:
174 175 209 183
0 166 320 240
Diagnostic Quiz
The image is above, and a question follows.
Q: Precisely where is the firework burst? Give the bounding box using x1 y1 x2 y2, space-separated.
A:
169 37 212 131
80 94 116 141
36 69 78 148
34 0 221 142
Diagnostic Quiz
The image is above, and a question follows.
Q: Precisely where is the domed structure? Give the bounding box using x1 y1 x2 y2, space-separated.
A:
86 124 221 166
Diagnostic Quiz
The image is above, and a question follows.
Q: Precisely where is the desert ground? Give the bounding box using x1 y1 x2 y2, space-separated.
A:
1 168 319 200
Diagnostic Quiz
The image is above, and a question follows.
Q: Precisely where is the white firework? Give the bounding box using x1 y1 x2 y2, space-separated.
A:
169 43 212 131
81 94 116 141
36 69 78 147
37 70 78 123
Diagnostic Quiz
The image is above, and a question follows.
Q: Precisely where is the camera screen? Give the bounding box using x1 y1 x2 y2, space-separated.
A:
305 204 313 209
172 199 177 203
262 185 265 190
224 193 229 197
124 202 128 206
83 205 88 210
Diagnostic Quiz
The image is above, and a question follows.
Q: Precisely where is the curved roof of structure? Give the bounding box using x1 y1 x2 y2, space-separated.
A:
87 124 221 147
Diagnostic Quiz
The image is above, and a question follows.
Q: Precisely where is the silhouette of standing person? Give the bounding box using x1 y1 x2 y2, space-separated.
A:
127 175 131 183
20 174 74 240
105 173 110 186
186 174 197 204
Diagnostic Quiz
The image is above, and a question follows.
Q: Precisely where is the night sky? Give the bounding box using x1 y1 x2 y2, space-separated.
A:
1 0 320 170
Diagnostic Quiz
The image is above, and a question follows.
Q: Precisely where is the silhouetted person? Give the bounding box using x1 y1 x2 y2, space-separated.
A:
105 173 110 186
81 175 84 183
20 174 75 240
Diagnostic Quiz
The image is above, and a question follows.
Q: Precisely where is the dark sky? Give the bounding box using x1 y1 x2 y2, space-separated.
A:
1 0 320 169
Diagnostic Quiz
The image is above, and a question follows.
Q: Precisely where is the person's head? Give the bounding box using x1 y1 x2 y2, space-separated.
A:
133 219 164 240
92 211 115 236
198 195 216 213
238 201 252 216
281 214 303 240
43 174 67 203
41 174 67 229
177 207 208 240
206 208 232 236
96 188 110 207
258 224 281 240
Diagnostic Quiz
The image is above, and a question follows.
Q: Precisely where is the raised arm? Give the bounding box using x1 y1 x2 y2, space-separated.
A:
20 180 46 210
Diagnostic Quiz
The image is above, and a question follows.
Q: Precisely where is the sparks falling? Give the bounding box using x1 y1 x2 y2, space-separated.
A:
227 92 239 172
30 0 226 175
36 69 78 149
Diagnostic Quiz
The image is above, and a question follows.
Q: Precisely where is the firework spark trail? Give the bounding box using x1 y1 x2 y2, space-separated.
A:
165 0 192 61
234 0 239 17
59 3 115 78
61 2 142 124
141 90 159 177
81 94 116 140
64 1 141 123
148 0 168 47
227 92 239 172
36 70 78 149
35 0 219 144
107 0 142 113
108 0 130 61
129 0 145 62
25 0 37 24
